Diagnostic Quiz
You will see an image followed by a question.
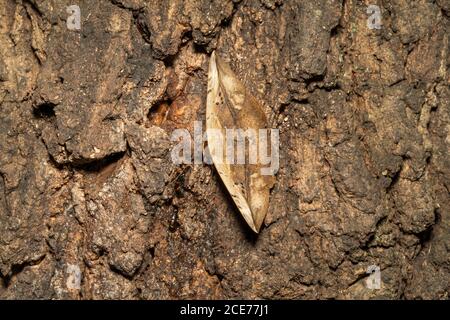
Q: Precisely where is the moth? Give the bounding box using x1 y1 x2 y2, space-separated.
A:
206 51 276 233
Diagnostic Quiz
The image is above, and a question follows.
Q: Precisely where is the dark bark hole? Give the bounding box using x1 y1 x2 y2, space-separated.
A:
149 247 155 258
33 102 56 119
417 226 433 245
74 151 126 172
162 54 176 68
148 100 171 126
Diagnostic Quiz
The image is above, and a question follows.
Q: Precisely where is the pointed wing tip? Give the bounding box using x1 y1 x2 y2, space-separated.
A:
250 223 260 234
252 216 264 234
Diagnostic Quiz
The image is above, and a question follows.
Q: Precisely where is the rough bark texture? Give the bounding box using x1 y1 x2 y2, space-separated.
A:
0 0 449 299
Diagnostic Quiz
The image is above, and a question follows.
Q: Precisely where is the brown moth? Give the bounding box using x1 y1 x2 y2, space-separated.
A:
206 51 275 233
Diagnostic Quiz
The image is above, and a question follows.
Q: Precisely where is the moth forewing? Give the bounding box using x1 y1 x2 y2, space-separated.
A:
206 51 274 233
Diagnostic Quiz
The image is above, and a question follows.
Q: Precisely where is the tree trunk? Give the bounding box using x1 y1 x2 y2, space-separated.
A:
0 0 449 299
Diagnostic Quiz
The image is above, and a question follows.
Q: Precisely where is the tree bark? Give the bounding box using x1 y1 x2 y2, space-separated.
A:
0 0 449 299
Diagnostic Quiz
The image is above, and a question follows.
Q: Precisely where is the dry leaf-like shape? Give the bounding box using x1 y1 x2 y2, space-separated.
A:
206 51 275 233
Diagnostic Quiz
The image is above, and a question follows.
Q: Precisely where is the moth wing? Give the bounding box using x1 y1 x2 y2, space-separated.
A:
206 51 258 233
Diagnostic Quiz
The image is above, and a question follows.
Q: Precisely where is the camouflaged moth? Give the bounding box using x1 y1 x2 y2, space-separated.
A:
206 51 276 233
